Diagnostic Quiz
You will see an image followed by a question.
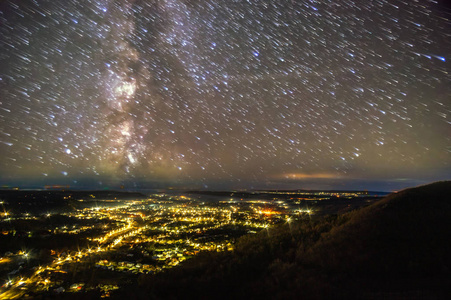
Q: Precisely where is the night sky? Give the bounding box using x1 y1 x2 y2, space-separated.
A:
0 0 450 191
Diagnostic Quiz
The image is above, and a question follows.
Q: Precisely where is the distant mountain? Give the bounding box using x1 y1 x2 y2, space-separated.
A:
0 189 147 201
0 190 147 214
186 189 390 198
122 181 451 299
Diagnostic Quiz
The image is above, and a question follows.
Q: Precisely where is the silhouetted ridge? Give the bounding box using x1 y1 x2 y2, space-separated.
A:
305 181 451 288
118 181 451 300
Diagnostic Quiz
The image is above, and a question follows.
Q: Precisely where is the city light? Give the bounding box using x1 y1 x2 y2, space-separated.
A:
0 189 381 298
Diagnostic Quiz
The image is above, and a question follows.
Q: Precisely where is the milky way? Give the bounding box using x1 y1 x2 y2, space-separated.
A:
0 0 450 190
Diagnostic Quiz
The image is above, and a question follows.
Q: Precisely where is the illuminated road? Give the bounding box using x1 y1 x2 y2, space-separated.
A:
0 220 146 299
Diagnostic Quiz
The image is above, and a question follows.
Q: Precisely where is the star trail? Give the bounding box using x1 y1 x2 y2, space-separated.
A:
0 0 450 191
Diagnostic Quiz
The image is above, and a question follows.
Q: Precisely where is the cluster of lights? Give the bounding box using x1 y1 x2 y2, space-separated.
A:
0 195 300 298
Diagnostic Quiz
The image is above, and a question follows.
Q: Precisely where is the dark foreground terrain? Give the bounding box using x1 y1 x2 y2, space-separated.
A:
115 181 451 299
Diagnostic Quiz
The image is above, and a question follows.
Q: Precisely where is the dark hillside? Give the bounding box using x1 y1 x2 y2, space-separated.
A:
117 181 451 299
299 180 451 298
307 181 451 276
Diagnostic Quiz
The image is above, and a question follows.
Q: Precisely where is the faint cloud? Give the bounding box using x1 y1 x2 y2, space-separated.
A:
277 172 341 180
